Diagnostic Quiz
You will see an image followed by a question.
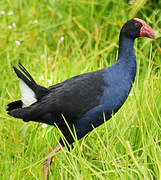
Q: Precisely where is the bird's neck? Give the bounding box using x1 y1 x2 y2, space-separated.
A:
116 33 137 83
118 33 135 60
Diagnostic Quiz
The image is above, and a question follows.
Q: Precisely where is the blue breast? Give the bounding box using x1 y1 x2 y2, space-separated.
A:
100 53 136 115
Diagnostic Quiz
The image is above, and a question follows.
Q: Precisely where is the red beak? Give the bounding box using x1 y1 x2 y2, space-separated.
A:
134 18 156 39
140 24 156 39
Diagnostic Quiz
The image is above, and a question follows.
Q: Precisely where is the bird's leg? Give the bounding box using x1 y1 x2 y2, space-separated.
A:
42 144 61 180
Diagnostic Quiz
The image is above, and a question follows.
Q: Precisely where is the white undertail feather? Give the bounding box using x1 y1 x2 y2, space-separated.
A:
20 79 37 107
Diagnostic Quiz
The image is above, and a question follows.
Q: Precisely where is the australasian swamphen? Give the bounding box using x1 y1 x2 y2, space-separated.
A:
7 18 155 179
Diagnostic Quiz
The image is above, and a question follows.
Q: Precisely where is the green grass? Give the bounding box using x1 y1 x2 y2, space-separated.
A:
0 0 161 179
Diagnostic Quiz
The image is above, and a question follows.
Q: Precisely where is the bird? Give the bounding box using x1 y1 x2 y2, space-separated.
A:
6 18 155 180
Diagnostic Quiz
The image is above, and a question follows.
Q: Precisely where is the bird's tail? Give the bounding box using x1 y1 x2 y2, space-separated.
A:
13 63 37 90
11 63 49 108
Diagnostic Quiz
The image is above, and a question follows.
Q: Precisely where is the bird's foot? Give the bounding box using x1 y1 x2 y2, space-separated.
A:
42 157 53 180
42 144 62 180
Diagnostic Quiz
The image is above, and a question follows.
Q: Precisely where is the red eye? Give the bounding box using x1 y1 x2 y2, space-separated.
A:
134 23 139 27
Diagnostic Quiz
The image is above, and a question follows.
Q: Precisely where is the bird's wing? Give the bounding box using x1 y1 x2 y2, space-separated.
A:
8 70 106 125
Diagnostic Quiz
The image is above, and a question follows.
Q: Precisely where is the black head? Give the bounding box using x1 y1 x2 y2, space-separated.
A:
121 18 155 39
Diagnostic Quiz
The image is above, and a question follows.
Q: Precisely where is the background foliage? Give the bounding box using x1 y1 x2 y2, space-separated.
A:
0 0 161 179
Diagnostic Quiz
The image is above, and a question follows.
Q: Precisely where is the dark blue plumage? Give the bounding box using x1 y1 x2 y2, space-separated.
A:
6 18 155 179
62 34 137 144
